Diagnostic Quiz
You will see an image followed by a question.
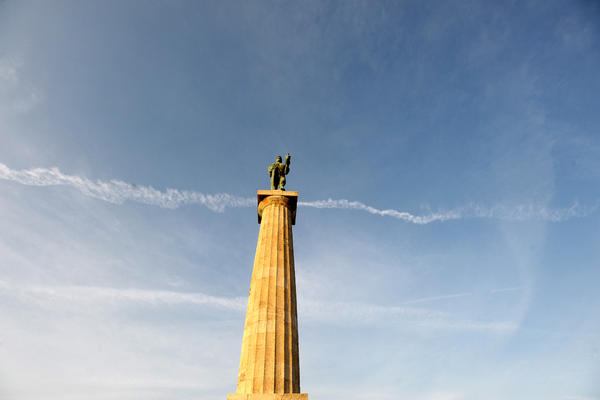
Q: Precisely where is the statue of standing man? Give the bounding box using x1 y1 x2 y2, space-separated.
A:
268 153 291 190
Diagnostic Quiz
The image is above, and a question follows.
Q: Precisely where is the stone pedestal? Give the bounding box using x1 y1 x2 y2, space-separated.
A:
227 394 308 400
228 190 308 400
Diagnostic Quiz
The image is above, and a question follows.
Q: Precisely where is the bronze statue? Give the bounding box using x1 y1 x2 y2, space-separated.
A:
268 153 291 190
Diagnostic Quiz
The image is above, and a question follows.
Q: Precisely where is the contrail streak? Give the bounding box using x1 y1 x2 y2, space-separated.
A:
298 199 596 223
0 162 254 212
0 163 596 223
298 199 462 224
401 292 472 305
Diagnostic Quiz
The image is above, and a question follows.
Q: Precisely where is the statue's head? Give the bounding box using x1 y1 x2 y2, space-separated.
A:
275 155 282 163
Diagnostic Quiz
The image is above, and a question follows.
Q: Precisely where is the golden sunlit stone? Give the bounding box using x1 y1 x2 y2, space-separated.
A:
227 190 308 400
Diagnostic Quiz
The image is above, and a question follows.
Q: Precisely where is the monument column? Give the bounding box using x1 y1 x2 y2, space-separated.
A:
227 190 308 400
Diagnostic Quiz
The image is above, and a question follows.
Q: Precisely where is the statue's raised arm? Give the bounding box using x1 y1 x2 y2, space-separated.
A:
268 154 291 190
284 153 291 175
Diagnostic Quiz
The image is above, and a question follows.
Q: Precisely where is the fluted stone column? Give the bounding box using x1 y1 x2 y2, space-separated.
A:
227 190 308 400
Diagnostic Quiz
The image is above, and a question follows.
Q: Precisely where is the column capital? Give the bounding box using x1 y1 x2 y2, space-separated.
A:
257 190 298 225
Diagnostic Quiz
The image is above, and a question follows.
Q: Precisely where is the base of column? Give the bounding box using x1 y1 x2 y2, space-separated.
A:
227 394 308 400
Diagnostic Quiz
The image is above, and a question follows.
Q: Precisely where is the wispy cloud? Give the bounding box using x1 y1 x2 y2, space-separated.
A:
0 281 516 334
0 162 254 212
401 292 472 305
299 199 462 223
299 298 518 334
0 58 19 83
299 199 597 223
1 163 596 222
0 280 247 311
0 56 42 114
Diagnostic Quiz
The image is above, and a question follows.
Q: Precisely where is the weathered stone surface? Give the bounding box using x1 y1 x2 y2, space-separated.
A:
227 394 308 400
257 190 297 225
228 190 307 399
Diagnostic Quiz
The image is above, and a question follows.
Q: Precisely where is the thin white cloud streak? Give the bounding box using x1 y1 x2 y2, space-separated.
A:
0 162 254 212
299 199 462 223
0 280 247 311
0 281 516 334
401 292 472 305
299 299 518 334
1 162 596 222
298 199 597 224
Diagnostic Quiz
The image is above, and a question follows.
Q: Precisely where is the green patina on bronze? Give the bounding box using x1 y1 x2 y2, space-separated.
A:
268 153 291 190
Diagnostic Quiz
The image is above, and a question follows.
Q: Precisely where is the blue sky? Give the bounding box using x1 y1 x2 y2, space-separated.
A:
1 1 599 399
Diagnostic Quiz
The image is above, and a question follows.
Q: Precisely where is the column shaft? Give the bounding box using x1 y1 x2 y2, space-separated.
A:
235 195 300 394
